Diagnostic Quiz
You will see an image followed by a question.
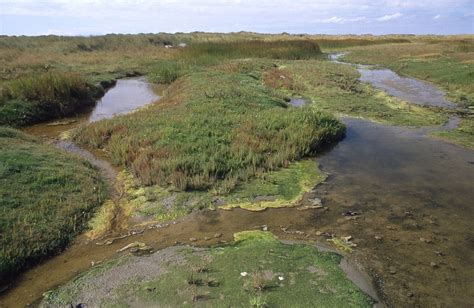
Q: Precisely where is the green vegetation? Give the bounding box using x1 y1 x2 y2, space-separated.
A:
341 41 474 108
43 231 375 307
267 60 448 127
72 65 344 193
432 117 474 149
0 127 107 283
220 159 326 211
84 159 325 232
177 40 322 64
0 72 101 127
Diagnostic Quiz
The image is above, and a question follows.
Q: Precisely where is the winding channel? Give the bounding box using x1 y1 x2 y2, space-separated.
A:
1 60 474 307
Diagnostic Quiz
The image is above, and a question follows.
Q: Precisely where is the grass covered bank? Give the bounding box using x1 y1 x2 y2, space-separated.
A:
0 72 103 127
42 231 375 307
0 128 107 283
72 68 344 194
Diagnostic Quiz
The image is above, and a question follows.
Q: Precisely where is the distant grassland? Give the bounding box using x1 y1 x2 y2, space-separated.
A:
0 32 419 82
0 127 107 283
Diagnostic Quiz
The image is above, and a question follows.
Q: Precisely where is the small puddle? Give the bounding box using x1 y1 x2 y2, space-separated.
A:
289 98 307 107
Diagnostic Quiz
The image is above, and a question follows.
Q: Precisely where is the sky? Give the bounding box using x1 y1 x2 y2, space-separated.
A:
1 0 473 36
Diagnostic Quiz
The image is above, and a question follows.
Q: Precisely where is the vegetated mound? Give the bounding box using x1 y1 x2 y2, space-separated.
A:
177 39 323 63
72 69 345 193
0 127 107 284
0 72 102 127
42 231 375 307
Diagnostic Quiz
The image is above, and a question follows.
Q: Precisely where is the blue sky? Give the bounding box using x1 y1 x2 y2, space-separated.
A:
1 0 473 36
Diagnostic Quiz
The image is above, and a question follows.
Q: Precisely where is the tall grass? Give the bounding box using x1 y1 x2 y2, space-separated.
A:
177 40 322 65
0 72 100 127
0 127 107 284
73 69 344 193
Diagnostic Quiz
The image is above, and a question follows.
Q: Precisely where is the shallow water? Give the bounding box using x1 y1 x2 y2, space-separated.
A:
23 77 161 139
358 69 455 109
330 53 456 109
289 98 307 107
89 77 160 122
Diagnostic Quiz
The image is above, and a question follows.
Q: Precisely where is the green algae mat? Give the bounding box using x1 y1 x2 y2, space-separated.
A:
42 231 375 307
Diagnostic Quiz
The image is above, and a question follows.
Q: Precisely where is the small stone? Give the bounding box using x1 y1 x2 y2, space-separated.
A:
374 235 383 240
189 237 197 242
315 231 323 236
262 225 268 231
430 262 438 268
389 267 397 274
407 292 414 298
420 237 433 244
434 250 444 257
214 233 223 238
204 236 210 241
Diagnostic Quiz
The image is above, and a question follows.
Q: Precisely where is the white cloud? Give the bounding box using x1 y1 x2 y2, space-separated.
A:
315 16 366 24
376 12 403 21
433 14 441 19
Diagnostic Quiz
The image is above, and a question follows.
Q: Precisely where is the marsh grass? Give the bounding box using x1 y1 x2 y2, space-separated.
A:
177 40 323 64
0 127 107 283
72 68 344 193
0 72 100 127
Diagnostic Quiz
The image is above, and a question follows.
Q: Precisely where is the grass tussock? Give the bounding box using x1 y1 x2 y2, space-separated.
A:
72 69 344 193
0 72 100 127
0 127 107 283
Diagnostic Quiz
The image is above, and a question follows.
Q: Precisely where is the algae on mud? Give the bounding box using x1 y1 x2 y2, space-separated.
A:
0 127 107 284
85 158 327 236
41 231 375 307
